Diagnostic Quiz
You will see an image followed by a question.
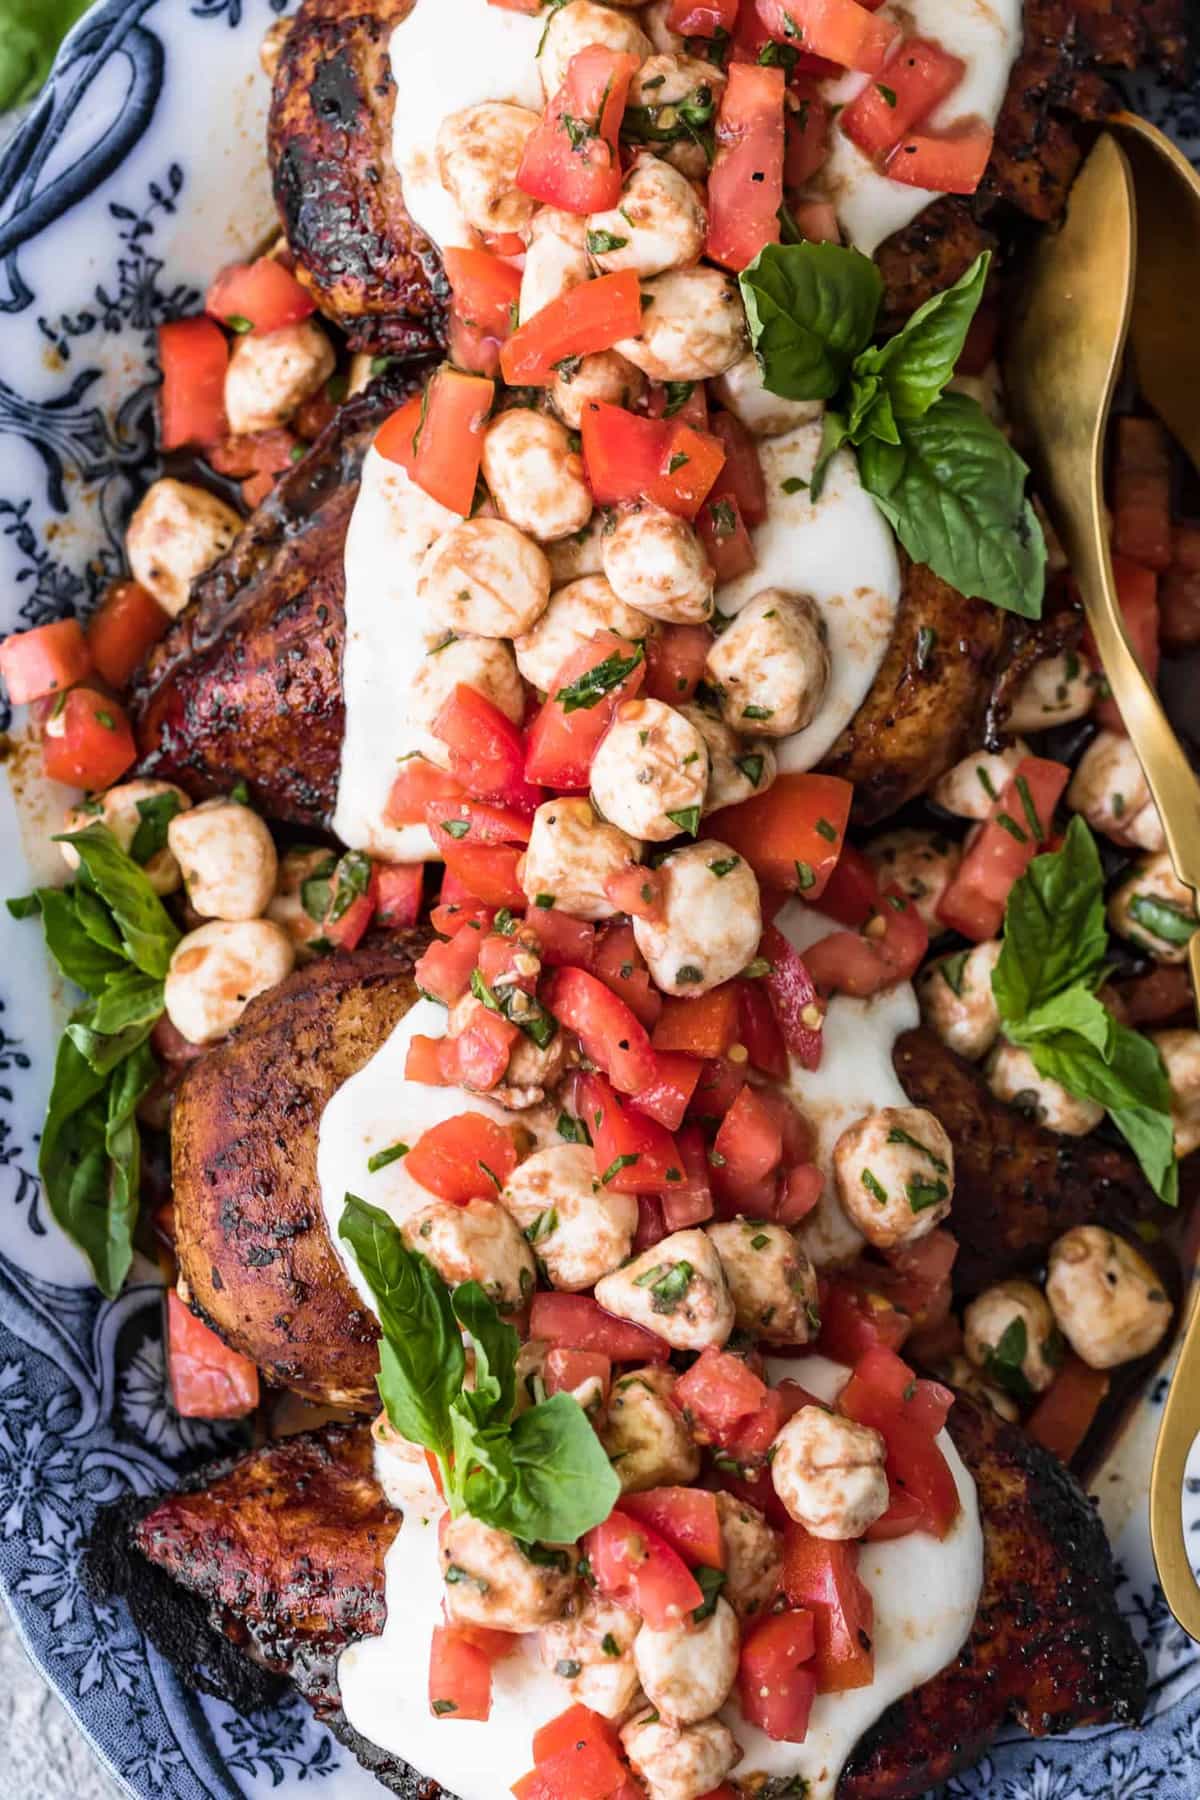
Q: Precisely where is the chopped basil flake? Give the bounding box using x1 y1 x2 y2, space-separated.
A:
709 856 740 878
586 229 628 255
907 1174 949 1212
667 806 701 837
735 752 765 788
780 475 808 494
601 1153 639 1183
742 703 773 720
367 1142 410 1173
556 645 644 713
886 1125 947 1170
861 1168 888 1206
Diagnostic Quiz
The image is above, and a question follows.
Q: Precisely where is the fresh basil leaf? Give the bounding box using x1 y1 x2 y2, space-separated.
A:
692 1564 727 1623
809 409 850 501
29 888 127 995
54 824 181 977
858 392 1045 617
452 1281 519 1427
1029 1026 1177 1205
992 819 1108 1021
129 790 184 865
982 1315 1034 1402
471 1392 620 1544
103 1038 158 1289
0 0 90 110
1012 985 1114 1056
556 645 644 714
66 1011 157 1077
739 242 882 402
6 893 40 920
855 251 989 422
73 882 126 957
91 968 166 1036
845 379 900 448
339 1194 465 1452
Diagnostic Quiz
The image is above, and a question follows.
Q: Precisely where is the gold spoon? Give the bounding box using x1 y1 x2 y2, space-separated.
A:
1005 128 1200 1642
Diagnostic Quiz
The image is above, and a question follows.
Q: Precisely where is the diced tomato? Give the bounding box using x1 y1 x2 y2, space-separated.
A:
698 492 756 581
478 929 538 995
532 1705 623 1766
784 81 832 188
41 687 136 789
583 1071 685 1193
674 1345 769 1441
817 1276 911 1363
708 411 768 526
714 1082 783 1185
842 1345 953 1437
455 1005 520 1090
442 841 526 908
416 922 491 1004
1082 556 1160 735
430 899 496 939
865 1486 927 1541
519 47 638 214
435 685 542 810
646 381 710 430
738 1610 817 1741
936 756 1071 941
412 365 494 515
633 1195 664 1251
375 862 424 929
407 1029 459 1085
512 1737 626 1800
502 272 643 386
662 1125 715 1229
653 985 740 1059
688 1055 746 1122
85 582 169 690
451 1621 519 1661
635 1051 704 1131
819 843 878 928
425 798 533 848
529 1291 671 1363
405 1113 519 1204
737 980 788 1078
158 316 228 449
756 0 899 73
1026 1353 1110 1465
319 854 379 952
760 924 825 1069
545 969 657 1095
876 1229 958 1340
842 1376 960 1539
579 402 726 519
376 393 422 472
622 1487 725 1568
781 1528 874 1691
592 922 662 1031
669 0 738 32
585 1510 704 1629
778 1163 824 1225
443 246 522 336
645 623 715 704
885 120 992 194
206 257 315 334
654 421 727 520
429 1624 491 1722
706 773 851 895
165 1290 260 1419
0 618 92 705
544 1347 612 1404
707 63 785 271
208 427 299 491
522 907 596 970
525 630 646 789
804 885 929 997
841 40 965 161
605 863 666 922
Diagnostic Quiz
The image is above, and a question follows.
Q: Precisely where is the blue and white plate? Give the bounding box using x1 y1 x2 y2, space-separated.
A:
0 4 1198 1795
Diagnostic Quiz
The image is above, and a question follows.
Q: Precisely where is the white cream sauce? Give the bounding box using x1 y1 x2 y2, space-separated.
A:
821 0 1024 257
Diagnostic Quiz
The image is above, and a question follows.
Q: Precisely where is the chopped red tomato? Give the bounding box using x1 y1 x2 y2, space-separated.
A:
592 923 662 1031
512 1738 626 1800
708 410 768 525
604 863 666 922
522 906 596 969
707 63 785 271
159 316 228 450
376 393 422 471
779 1163 824 1225
674 1345 769 1440
375 863 424 929
714 1082 783 1183
760 924 825 1069
429 899 496 939
416 927 490 1004
166 1290 260 1419
582 1071 685 1193
876 1229 958 1340
622 1487 725 1568
454 1005 520 1090
781 1528 874 1691
524 630 646 789
669 0 738 32
425 798 533 847
579 402 725 519
318 854 379 952
738 1610 818 1741
818 843 877 928
842 1345 954 1438
41 688 136 789
585 1510 704 1629
1082 556 1160 735
435 685 542 810
1112 417 1172 571
529 1292 670 1363
698 492 756 582
429 1624 491 1722
443 246 522 336
488 0 542 11
653 421 727 519
646 381 710 430
545 969 657 1094
519 47 638 214
405 1113 519 1204
387 758 466 827
532 1705 623 1766
441 840 526 908
756 0 899 73
1027 1353 1109 1465
737 979 788 1078
936 756 1071 941
652 985 740 1059
635 1051 704 1131
687 1055 746 1122
544 1347 612 1404
803 886 928 997
841 39 965 160
817 1276 911 1363
501 271 643 386
86 582 169 690
645 623 714 705
839 1348 959 1539
413 365 494 515
784 81 832 188
706 772 851 895
885 120 992 194
0 618 92 705
662 1124 714 1229
206 257 314 334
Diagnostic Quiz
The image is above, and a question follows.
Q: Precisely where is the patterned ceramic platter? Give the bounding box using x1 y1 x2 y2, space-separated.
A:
0 4 1199 1796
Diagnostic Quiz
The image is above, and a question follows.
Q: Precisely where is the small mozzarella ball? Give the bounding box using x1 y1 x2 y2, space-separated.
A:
930 740 1033 821
1068 730 1165 853
963 1280 1060 1395
712 353 824 438
917 939 1003 1062
550 349 645 431
496 1028 572 1111
629 51 724 182
440 1515 577 1631
986 1042 1104 1135
713 1491 782 1620
1006 649 1095 733
436 101 539 235
60 779 189 895
224 319 335 436
588 154 706 280
602 506 714 623
1108 850 1198 964
707 1220 819 1344
590 697 709 841
520 206 589 324
1046 1225 1172 1370
594 1228 734 1352
514 576 653 691
833 1105 954 1250
266 846 338 960
603 1364 700 1493
126 479 240 618
403 1198 535 1313
419 518 551 638
771 1405 889 1540
1151 1028 1200 1158
168 798 277 922
521 797 640 921
680 704 777 812
633 837 761 996
482 410 593 543
865 828 962 934
938 1353 1020 1424
622 1713 740 1800
539 1 651 98
164 919 294 1044
540 1594 640 1718
616 267 747 382
501 1144 638 1289
546 511 609 585
634 1598 739 1724
705 590 830 737
410 636 525 769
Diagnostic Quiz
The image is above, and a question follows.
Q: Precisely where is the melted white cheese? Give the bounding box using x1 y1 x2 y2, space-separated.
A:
821 0 1024 256
776 900 919 1267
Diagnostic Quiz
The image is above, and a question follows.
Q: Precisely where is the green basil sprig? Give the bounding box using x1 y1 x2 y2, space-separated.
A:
739 244 1045 617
